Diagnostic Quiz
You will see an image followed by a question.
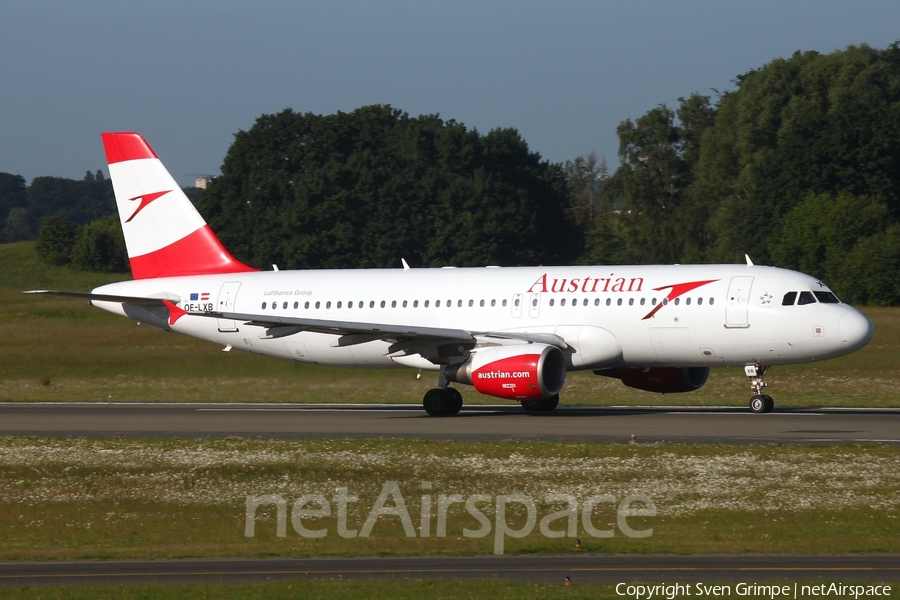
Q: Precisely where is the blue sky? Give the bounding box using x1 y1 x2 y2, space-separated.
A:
2 1 899 187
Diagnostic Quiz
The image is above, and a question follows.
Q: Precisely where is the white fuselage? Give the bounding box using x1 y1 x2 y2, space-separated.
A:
92 264 873 371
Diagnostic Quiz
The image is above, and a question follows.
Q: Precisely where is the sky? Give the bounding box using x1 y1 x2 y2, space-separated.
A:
2 1 899 187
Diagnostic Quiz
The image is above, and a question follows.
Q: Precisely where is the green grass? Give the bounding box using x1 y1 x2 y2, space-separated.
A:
1 437 897 560
0 581 642 600
1 241 898 406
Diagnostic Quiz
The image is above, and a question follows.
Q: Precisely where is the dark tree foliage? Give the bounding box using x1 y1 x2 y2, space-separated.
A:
198 105 578 269
584 94 716 264
35 215 77 266
0 173 28 239
70 215 128 273
27 175 116 226
694 43 900 264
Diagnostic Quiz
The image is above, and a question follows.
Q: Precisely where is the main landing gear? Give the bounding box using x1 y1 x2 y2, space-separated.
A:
745 363 774 413
423 387 463 416
521 395 560 412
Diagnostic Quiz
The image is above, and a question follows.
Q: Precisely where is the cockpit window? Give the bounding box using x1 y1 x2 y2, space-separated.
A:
814 291 840 304
797 291 817 305
782 292 797 306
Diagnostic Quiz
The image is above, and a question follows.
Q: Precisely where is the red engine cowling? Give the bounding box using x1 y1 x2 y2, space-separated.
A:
614 367 709 394
445 344 566 400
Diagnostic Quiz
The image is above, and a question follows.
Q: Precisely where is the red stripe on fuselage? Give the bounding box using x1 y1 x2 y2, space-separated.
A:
128 225 257 279
101 132 159 164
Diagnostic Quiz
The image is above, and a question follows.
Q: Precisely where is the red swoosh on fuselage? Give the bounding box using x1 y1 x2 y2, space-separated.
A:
641 279 719 320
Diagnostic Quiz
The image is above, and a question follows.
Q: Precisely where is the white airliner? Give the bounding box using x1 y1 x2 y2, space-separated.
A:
29 133 874 415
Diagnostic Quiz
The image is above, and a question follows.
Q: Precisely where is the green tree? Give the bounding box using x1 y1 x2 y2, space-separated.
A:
70 215 128 273
694 43 900 264
0 172 28 236
35 215 77 265
199 105 578 269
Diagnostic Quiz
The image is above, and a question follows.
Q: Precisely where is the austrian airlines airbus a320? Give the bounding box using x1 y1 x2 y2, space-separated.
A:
29 133 874 415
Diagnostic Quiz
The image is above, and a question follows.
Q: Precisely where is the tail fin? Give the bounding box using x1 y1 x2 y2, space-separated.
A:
101 132 256 279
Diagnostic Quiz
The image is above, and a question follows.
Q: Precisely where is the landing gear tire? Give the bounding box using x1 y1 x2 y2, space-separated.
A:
446 388 463 416
521 394 560 412
750 394 775 413
423 388 462 416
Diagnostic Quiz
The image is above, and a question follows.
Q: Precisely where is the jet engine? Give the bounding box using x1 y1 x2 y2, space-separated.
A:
445 344 566 400
595 367 710 394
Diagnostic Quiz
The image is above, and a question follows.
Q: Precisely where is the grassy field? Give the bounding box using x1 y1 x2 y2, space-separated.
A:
8 581 897 600
0 437 897 560
1 242 898 407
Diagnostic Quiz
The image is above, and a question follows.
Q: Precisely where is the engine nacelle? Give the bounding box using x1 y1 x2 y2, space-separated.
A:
446 344 566 400
598 367 710 394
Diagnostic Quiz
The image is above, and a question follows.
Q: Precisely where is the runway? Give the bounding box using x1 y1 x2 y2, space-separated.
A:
1 402 899 443
1 554 898 586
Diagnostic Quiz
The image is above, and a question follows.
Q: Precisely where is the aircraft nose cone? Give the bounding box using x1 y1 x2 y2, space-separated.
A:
840 309 874 352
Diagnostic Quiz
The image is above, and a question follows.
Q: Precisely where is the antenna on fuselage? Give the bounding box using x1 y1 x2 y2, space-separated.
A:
745 254 754 267
401 258 411 271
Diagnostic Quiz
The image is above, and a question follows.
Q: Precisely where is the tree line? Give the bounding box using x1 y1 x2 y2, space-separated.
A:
5 41 900 304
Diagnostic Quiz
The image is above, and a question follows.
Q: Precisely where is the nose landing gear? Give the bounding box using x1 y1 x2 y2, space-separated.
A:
745 364 774 413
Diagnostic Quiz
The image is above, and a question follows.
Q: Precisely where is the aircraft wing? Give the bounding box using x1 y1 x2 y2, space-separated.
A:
25 290 567 357
23 290 179 306
213 311 567 349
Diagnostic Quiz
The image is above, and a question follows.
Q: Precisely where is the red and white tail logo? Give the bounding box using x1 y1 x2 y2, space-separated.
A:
101 132 256 279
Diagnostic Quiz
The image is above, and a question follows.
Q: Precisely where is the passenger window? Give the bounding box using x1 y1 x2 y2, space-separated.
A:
674 298 679 306
458 300 463 307
480 299 485 307
617 298 623 306
369 301 375 308
652 298 657 305
261 302 267 309
326 301 331 309
561 299 566 307
697 297 703 306
293 301 299 309
380 301 386 308
662 298 668 305
798 291 816 305
402 300 408 308
583 298 588 306
606 298 611 306
532 298 537 307
391 300 397 308
424 300 429 307
315 301 320 309
283 302 288 309
413 300 418 308
628 298 634 306
336 301 342 309
348 301 353 309
640 298 645 306
514 299 520 307
549 299 555 306
491 299 496 307
814 291 840 304
469 299 474 307
594 298 600 306
502 299 508 307
709 298 715 305
782 292 797 306
304 301 310 309
685 298 691 306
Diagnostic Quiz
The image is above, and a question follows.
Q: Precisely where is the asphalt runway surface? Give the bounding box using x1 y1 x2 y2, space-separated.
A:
1 402 899 444
1 555 899 586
